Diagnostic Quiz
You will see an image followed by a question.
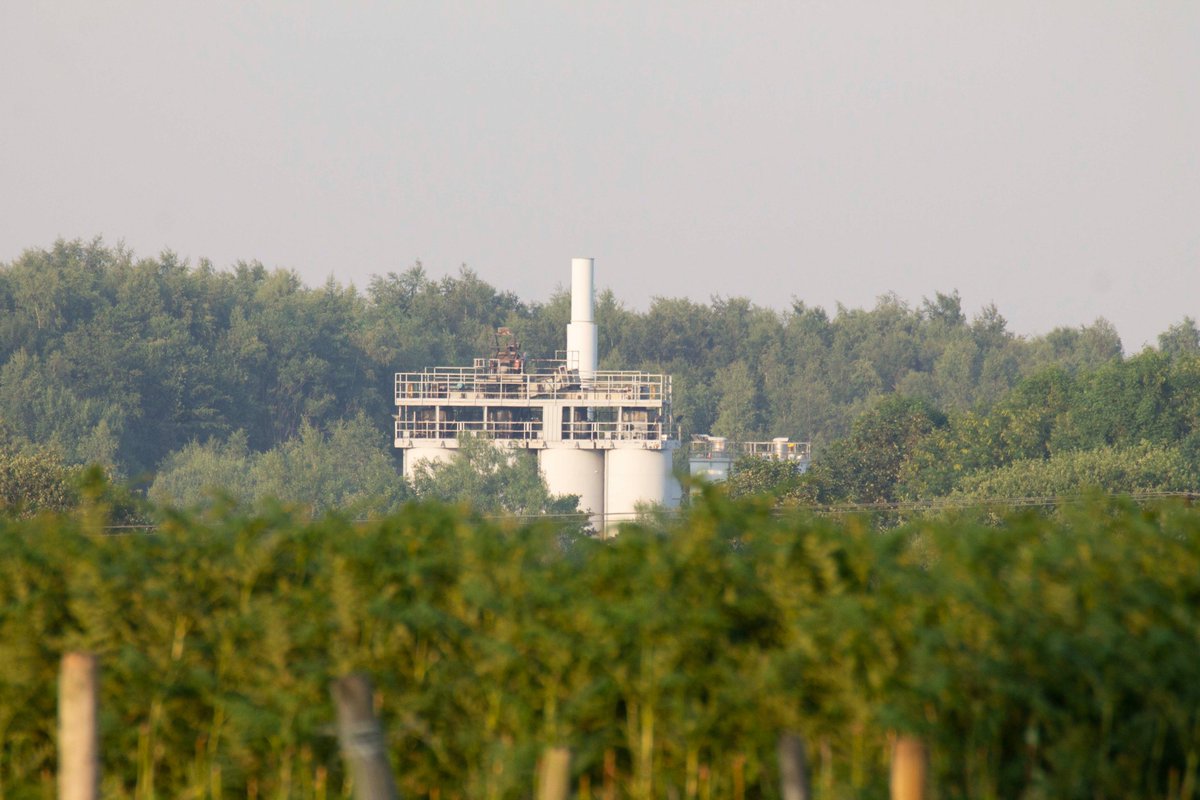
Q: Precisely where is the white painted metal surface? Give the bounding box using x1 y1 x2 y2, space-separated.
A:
689 454 734 482
539 448 605 531
402 446 456 481
566 257 598 381
605 448 673 530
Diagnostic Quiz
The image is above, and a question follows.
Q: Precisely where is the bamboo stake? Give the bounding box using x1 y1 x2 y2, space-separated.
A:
331 673 399 800
602 749 616 800
685 746 699 800
59 652 99 800
778 732 811 800
537 747 571 800
819 737 833 797
890 736 928 800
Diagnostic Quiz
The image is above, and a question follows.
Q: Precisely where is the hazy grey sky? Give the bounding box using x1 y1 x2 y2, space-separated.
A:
2 2 1196 349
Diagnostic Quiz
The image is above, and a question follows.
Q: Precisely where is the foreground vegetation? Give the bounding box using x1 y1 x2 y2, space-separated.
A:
3 490 1200 799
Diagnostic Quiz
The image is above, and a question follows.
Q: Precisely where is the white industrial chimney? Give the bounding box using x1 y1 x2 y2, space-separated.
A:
566 257 598 381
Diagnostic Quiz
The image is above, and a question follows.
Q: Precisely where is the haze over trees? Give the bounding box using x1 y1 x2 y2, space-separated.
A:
2 237 1199 511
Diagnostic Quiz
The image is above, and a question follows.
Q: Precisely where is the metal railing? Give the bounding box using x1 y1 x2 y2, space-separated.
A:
395 368 669 405
394 418 667 442
562 420 665 441
395 419 543 442
688 437 812 463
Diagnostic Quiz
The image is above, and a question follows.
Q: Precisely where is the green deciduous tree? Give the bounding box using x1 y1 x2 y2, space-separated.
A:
721 455 810 501
151 415 406 517
1159 317 1200 359
147 431 255 509
809 396 944 503
410 435 579 518
711 361 761 441
251 414 405 517
949 443 1191 501
0 446 82 516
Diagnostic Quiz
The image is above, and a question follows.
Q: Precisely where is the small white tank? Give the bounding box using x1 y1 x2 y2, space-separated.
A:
402 446 456 481
539 448 605 531
605 448 673 530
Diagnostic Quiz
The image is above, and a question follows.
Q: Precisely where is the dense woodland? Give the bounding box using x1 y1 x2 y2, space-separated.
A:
3 237 1200 515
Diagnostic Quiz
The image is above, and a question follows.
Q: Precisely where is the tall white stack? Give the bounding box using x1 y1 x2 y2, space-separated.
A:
566 257 598 381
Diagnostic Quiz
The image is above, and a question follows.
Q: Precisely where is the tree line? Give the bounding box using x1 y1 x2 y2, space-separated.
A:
3 237 1199 513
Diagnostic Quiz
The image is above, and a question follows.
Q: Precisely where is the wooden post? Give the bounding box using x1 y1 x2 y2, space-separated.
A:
890 736 928 800
537 746 571 800
59 652 99 800
602 748 616 800
778 732 811 800
331 673 399 800
698 763 711 800
819 737 833 797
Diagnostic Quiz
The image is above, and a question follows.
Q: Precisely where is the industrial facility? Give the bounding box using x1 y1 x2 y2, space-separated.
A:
687 435 811 484
394 258 680 531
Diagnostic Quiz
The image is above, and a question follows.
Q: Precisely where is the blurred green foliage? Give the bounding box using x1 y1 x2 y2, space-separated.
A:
4 492 1200 799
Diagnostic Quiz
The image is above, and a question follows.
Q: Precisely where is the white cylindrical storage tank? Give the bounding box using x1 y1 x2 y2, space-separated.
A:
566 257 598 381
402 446 456 481
539 448 605 532
605 448 673 531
